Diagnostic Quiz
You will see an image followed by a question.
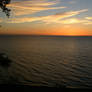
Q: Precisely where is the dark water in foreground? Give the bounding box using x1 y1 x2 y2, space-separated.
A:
0 36 92 88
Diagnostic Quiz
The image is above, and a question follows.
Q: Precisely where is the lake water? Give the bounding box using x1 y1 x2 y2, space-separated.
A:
0 35 92 88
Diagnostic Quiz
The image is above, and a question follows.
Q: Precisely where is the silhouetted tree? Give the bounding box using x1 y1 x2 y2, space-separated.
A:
0 0 11 18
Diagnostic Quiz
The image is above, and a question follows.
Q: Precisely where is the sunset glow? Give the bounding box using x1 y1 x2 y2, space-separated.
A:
0 0 92 36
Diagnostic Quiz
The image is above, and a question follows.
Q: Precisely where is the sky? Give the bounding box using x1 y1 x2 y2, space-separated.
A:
0 0 92 36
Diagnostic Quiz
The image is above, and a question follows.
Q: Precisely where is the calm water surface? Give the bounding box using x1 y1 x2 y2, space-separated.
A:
0 36 92 88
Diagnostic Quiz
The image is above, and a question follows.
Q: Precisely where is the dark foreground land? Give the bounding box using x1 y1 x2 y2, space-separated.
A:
0 85 91 92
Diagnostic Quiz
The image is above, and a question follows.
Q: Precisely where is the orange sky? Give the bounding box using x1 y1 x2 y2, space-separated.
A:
0 0 92 36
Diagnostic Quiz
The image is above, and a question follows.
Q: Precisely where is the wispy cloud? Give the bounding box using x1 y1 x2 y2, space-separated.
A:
84 17 92 25
60 18 84 24
6 9 88 24
8 0 65 16
6 0 89 25
69 0 76 4
52 9 88 19
60 18 92 25
85 17 92 20
0 18 3 22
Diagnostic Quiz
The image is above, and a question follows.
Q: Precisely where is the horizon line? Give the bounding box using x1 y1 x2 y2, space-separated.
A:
0 34 92 37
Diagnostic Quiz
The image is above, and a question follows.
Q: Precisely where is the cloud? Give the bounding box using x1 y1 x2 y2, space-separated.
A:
8 0 65 16
69 1 76 4
51 9 88 19
6 9 88 24
37 9 88 24
60 18 83 24
85 17 92 20
0 18 3 23
84 17 92 25
7 17 42 23
6 0 88 25
60 18 92 25
84 21 92 25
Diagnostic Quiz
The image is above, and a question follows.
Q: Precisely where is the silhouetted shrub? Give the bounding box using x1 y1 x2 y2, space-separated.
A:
0 0 11 18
